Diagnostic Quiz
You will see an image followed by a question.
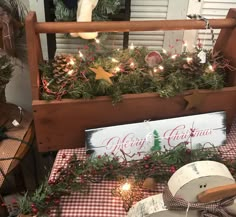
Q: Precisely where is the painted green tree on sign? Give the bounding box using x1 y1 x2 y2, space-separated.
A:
151 130 161 151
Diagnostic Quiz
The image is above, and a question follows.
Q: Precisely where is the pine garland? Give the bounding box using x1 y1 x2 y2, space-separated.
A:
17 143 236 216
40 43 232 103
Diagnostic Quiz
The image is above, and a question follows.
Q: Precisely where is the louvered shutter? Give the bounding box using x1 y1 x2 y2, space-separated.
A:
129 0 169 51
198 0 236 49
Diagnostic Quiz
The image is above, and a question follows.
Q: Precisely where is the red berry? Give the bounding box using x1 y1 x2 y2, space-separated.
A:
145 164 149 168
11 199 17 204
170 166 176 173
97 155 101 159
62 153 66 159
54 199 60 205
32 208 38 214
48 179 55 185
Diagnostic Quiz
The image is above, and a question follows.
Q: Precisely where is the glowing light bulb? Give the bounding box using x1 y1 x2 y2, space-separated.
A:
162 49 167 54
130 62 135 68
186 57 193 63
208 64 214 72
95 38 100 44
79 51 84 58
115 66 120 72
130 43 134 50
184 42 187 47
69 58 75 65
158 65 164 71
153 67 158 73
111 58 119 63
79 51 85 61
171 54 177 60
67 70 74 76
121 182 131 191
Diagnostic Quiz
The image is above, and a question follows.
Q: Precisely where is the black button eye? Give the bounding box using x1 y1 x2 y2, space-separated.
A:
200 185 203 188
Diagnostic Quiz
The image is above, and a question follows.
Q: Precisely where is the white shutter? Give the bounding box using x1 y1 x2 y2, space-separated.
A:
129 0 169 51
198 0 236 49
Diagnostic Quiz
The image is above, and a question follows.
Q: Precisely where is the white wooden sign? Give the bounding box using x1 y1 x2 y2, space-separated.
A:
85 111 226 161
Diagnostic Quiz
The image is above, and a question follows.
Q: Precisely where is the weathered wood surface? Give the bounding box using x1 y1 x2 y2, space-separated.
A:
25 9 236 151
35 18 236 33
33 88 236 151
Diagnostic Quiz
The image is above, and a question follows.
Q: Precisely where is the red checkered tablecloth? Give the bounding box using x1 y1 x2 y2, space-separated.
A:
49 120 236 217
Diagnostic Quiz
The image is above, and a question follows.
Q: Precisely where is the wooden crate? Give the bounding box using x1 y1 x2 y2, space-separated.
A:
25 9 236 152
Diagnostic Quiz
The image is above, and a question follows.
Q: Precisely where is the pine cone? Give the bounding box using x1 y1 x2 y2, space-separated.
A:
182 56 203 75
52 54 77 84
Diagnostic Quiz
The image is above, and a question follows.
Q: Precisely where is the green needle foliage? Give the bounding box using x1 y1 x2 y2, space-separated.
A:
40 43 230 103
18 143 236 216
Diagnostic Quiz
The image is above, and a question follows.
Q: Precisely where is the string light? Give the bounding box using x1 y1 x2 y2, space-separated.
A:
153 67 158 73
67 70 74 76
129 43 134 50
186 57 193 63
121 182 131 191
171 54 177 60
69 58 75 65
79 51 85 61
162 49 167 54
114 66 120 72
111 58 119 63
130 62 135 68
95 38 100 44
158 65 164 71
208 64 214 72
47 79 54 87
112 178 143 211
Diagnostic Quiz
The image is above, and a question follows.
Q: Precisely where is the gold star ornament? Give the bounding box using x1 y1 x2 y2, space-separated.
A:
90 66 114 84
184 90 206 111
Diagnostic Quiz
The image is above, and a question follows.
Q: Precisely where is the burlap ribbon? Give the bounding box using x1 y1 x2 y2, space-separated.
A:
163 187 236 217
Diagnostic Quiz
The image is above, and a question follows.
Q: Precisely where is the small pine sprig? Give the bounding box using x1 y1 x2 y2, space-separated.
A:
0 54 13 85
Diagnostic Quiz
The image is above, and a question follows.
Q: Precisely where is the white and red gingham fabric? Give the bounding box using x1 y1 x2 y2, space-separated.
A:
49 120 236 217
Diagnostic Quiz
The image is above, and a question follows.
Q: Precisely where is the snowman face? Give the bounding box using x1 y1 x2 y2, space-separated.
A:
168 161 235 202
175 176 235 202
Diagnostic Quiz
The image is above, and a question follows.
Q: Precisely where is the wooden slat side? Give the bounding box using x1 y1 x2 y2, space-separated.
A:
25 11 40 100
33 87 236 152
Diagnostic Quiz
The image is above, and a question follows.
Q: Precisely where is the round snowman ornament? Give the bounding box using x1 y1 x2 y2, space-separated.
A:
127 161 236 217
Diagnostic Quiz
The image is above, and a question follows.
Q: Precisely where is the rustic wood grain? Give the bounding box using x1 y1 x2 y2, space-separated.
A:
25 9 236 151
32 88 236 151
34 19 236 33
25 12 41 100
